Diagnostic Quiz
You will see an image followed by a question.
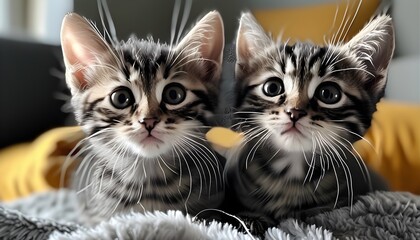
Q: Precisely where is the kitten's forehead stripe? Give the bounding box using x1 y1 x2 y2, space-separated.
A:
120 41 171 94
283 43 321 91
308 47 327 77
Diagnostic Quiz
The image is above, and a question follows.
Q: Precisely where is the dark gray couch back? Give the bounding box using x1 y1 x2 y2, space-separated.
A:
0 38 70 148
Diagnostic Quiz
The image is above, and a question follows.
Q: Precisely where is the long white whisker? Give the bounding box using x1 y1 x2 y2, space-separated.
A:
336 0 354 44
333 0 350 45
177 140 204 199
170 0 181 48
323 0 341 46
325 128 371 188
61 128 113 187
330 125 377 153
179 138 214 192
245 129 271 169
172 144 193 212
328 67 374 77
316 131 351 208
341 0 363 43
320 131 355 209
175 0 192 45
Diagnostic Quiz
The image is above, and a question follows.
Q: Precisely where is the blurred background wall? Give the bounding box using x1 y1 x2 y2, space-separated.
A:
0 0 418 103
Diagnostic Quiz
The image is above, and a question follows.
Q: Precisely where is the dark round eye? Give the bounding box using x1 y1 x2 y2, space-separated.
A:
315 82 342 104
110 87 134 109
162 83 186 105
262 77 284 97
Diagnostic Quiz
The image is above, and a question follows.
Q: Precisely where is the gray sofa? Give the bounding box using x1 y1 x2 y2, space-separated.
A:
0 39 69 148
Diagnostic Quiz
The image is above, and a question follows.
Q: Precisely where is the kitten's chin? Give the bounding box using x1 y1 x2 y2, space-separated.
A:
272 132 313 152
128 136 171 158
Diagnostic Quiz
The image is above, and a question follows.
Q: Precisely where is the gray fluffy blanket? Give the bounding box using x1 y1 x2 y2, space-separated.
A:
1 190 419 239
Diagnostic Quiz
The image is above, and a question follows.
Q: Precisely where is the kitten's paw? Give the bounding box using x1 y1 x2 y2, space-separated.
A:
234 212 276 237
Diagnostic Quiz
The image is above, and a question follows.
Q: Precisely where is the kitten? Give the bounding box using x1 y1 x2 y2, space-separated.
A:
225 12 394 232
60 11 225 224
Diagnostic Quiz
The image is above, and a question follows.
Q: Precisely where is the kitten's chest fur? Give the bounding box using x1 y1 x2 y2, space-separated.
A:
75 142 224 224
229 144 369 220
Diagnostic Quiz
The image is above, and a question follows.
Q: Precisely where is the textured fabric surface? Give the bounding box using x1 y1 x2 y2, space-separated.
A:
1 190 420 239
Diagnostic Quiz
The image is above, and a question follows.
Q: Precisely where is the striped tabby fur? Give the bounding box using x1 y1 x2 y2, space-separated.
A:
226 12 394 226
60 11 225 224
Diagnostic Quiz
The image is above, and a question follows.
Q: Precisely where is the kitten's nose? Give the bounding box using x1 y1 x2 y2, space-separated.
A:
285 108 307 122
140 117 160 131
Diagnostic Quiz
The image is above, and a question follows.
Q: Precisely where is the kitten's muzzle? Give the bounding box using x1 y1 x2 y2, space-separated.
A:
285 108 307 123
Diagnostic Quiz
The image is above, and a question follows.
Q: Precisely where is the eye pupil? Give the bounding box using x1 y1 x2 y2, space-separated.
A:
268 83 279 94
321 89 333 99
263 77 284 97
163 83 186 105
316 83 341 104
110 87 134 109
169 89 179 100
118 93 128 104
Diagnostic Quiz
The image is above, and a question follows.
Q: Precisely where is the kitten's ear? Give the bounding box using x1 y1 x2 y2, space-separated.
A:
61 13 115 93
345 15 395 101
236 12 272 69
176 10 224 83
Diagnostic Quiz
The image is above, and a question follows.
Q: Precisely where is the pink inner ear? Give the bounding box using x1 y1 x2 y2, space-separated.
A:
175 11 224 81
63 36 94 89
63 28 104 90
236 27 251 62
198 14 224 65
61 13 111 91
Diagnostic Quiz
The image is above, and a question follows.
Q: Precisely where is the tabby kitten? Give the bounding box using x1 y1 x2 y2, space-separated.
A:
226 12 394 228
60 11 225 224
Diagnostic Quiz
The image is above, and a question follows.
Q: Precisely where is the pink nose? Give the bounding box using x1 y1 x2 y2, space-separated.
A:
285 108 307 122
140 117 160 131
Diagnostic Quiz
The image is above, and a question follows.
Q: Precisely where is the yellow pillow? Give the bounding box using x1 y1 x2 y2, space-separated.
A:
0 127 83 201
354 101 420 193
253 0 380 44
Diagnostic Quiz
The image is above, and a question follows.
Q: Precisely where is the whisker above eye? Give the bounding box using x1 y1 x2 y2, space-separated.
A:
233 111 265 115
327 67 375 77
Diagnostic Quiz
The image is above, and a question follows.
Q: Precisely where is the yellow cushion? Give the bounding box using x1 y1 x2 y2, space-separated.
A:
253 0 380 44
0 126 83 201
354 101 420 193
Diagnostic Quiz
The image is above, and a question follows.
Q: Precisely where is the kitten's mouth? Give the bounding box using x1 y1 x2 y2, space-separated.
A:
281 124 303 135
140 135 164 146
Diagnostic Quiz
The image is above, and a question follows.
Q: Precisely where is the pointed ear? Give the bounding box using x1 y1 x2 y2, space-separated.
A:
176 10 224 83
236 12 272 69
345 15 395 101
61 13 115 93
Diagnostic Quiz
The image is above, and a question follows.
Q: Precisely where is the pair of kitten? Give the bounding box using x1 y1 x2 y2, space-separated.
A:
61 8 394 231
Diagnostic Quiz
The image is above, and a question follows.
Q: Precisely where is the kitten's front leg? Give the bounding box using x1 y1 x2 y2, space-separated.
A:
235 211 277 237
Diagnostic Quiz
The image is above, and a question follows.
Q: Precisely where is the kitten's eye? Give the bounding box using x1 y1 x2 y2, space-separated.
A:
315 82 342 104
262 77 284 97
110 87 134 109
162 83 186 105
